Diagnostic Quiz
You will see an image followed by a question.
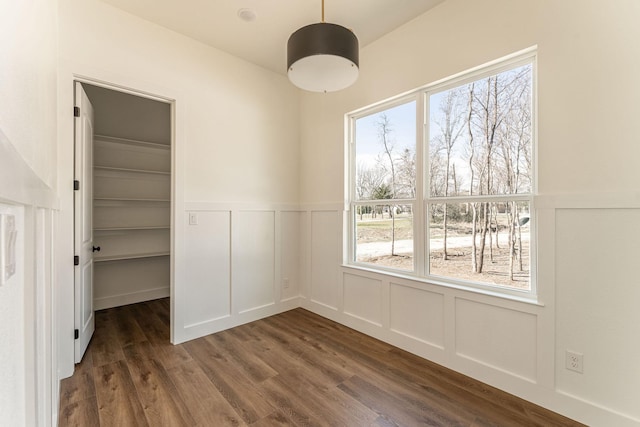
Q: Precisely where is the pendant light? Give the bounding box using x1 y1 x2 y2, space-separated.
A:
287 0 359 93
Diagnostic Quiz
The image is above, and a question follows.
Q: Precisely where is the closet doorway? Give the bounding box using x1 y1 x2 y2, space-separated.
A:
75 82 173 361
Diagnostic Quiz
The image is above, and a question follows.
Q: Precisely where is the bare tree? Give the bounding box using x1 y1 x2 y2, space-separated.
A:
451 163 461 196
356 162 386 219
377 114 396 196
475 76 502 273
377 113 398 255
429 64 532 284
466 82 478 272
396 148 416 199
434 90 465 260
429 148 445 222
498 69 532 277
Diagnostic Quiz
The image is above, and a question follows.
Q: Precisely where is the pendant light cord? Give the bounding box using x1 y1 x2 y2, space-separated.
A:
321 0 325 23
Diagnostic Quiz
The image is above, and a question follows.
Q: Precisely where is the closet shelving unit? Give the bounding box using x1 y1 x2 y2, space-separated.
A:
93 135 171 308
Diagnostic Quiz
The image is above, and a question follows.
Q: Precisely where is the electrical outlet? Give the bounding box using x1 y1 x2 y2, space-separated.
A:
566 350 584 373
282 278 290 289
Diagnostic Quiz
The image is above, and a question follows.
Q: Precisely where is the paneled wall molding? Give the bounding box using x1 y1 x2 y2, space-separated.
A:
299 204 640 427
340 264 544 308
184 202 345 212
184 202 349 214
554 207 640 424
276 201 640 427
535 192 640 209
184 201 302 212
1 138 57 427
299 202 344 211
179 297 301 344
175 206 304 344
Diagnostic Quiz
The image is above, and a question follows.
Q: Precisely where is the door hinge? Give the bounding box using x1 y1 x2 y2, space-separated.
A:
74 329 79 340
74 106 80 117
74 255 79 266
74 180 80 191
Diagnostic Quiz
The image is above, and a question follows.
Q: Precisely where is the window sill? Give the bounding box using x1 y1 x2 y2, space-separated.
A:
341 263 544 307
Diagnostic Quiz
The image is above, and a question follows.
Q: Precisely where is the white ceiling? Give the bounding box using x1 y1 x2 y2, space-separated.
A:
99 0 445 75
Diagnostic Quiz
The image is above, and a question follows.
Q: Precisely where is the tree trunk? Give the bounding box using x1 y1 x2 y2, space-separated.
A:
443 204 448 260
477 77 499 273
488 214 494 263
467 83 477 273
477 202 489 273
516 210 524 271
508 203 516 281
380 115 397 257
391 205 396 256
443 149 450 261
471 203 478 272
493 205 500 249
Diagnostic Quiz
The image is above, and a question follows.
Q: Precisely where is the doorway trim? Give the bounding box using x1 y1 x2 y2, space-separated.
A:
72 74 178 337
57 67 187 383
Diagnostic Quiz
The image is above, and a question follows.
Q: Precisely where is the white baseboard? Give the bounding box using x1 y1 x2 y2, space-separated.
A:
94 287 170 310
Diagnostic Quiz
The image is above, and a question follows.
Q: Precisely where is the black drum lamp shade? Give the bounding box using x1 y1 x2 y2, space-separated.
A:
287 9 359 92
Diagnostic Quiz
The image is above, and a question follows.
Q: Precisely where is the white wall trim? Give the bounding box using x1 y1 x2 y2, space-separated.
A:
177 297 301 344
56 62 185 377
94 287 170 311
535 192 640 209
185 202 302 212
299 202 344 211
0 133 57 427
298 198 640 427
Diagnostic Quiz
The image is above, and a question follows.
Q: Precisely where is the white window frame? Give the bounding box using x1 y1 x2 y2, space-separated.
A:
346 95 421 275
346 48 537 299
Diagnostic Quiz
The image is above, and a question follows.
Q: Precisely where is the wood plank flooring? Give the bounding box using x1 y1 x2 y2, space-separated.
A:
59 299 584 426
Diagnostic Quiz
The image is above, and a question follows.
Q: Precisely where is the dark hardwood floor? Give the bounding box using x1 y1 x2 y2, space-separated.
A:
59 298 584 426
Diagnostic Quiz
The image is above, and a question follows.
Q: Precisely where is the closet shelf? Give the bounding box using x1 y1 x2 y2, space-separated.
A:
94 226 170 232
94 165 170 175
95 252 170 262
94 197 170 202
94 134 171 150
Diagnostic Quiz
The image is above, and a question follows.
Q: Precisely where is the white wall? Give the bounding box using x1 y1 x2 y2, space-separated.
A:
0 0 58 188
51 1 640 426
0 0 58 425
299 1 640 426
56 0 302 381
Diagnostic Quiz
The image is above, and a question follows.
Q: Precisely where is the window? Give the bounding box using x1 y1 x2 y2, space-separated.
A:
348 52 535 295
352 101 417 272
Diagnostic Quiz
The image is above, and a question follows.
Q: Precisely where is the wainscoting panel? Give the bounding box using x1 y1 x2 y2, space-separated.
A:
233 211 276 314
389 282 445 348
310 211 341 310
556 208 640 420
0 133 58 426
455 297 537 381
184 211 231 326
296 198 640 426
178 204 300 343
280 211 302 301
343 273 382 326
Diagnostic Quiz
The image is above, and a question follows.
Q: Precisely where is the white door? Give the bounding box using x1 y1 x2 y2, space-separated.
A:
74 82 95 362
